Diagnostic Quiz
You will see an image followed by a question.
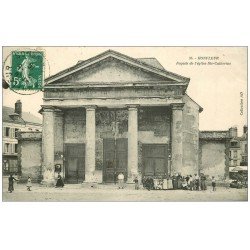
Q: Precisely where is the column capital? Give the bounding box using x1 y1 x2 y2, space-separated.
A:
126 104 140 110
54 108 64 115
171 103 185 110
85 105 97 111
40 105 55 114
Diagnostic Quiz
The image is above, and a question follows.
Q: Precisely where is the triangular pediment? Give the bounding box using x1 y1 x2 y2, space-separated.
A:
46 50 189 85
53 57 174 84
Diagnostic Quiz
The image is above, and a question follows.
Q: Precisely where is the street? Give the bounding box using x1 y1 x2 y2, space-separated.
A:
2 182 248 202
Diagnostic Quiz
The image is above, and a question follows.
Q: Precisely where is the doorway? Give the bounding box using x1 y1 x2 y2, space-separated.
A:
142 144 168 178
103 138 128 183
65 143 85 183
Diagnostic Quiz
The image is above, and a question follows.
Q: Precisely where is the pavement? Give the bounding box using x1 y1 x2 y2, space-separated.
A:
2 182 248 202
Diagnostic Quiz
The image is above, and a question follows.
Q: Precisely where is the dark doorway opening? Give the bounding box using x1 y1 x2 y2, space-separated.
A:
103 138 128 183
65 143 85 183
142 144 168 178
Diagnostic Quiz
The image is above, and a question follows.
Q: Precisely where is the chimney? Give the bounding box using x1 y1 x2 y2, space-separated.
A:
229 127 238 138
15 100 22 117
243 125 248 134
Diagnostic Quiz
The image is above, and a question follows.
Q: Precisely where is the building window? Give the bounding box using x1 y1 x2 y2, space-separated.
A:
233 150 237 158
14 144 18 154
4 143 10 153
231 141 238 147
15 128 19 138
5 127 10 137
233 160 237 166
8 159 18 174
229 151 231 158
3 160 9 173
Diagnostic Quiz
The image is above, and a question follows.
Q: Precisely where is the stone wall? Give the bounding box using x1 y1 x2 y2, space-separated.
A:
17 132 42 182
182 95 200 175
199 140 227 180
64 108 86 144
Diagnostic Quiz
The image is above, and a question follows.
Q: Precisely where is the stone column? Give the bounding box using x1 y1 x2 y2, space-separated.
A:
54 109 64 178
41 107 55 185
85 106 96 182
127 105 139 183
171 103 184 175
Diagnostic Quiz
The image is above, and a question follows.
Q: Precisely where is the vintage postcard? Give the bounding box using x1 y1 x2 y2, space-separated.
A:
1 46 248 201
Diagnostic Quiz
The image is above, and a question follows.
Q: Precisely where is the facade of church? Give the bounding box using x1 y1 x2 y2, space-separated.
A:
40 50 202 183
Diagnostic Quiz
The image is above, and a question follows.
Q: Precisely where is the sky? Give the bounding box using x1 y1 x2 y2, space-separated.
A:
2 47 247 135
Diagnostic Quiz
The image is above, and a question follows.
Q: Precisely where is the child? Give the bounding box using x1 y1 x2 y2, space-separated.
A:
212 176 216 191
118 172 124 189
134 177 139 190
27 176 32 191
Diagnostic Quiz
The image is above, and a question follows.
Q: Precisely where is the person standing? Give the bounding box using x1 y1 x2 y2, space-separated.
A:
55 173 64 188
172 174 177 190
167 175 173 189
200 173 206 190
114 171 117 185
8 174 18 193
177 173 182 189
26 176 32 191
212 176 216 191
194 174 200 191
118 172 125 189
189 175 194 191
134 176 139 190
142 176 147 189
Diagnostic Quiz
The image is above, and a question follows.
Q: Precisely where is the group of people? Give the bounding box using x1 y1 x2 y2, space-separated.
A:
8 172 64 193
171 173 210 191
114 172 216 191
140 173 216 191
8 171 217 192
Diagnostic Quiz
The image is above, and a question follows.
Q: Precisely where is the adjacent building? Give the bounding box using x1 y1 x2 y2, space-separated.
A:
199 126 248 180
2 100 42 175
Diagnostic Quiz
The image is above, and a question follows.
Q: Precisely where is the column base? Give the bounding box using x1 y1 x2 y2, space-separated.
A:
82 172 98 188
83 172 96 183
126 172 139 184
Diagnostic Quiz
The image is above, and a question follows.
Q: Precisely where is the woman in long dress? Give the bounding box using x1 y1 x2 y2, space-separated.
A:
55 174 64 188
167 176 173 189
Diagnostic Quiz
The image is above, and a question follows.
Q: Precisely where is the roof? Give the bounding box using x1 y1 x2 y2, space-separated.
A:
199 130 230 140
185 94 203 113
3 106 42 125
136 58 165 70
77 57 166 70
46 50 190 84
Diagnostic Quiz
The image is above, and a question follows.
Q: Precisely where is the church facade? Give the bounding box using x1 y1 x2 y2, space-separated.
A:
41 50 202 183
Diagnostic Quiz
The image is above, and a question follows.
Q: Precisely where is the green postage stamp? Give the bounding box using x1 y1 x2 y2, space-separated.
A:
10 51 44 90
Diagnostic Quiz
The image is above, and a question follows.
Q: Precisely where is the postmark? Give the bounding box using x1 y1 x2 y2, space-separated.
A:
3 49 46 95
10 51 44 90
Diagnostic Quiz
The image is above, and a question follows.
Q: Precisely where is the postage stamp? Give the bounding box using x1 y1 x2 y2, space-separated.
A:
10 51 44 90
